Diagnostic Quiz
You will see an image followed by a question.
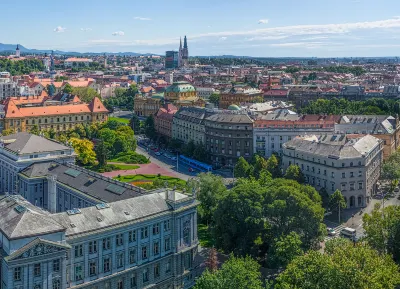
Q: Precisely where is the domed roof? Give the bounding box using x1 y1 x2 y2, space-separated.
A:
227 104 240 111
165 81 196 93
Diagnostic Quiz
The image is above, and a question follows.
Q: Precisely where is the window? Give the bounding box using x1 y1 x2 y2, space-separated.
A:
152 223 159 235
165 237 171 251
358 182 363 190
342 163 345 167
89 241 97 254
52 279 60 289
166 259 171 273
129 248 136 264
350 183 355 191
103 257 111 273
154 263 160 278
53 259 60 272
342 172 346 178
34 263 41 277
358 170 362 177
14 267 22 281
116 233 123 246
306 165 309 171
142 246 148 260
89 261 97 276
142 268 149 283
117 252 124 268
34 284 41 289
331 183 335 191
341 183 346 191
129 231 136 243
164 220 170 232
141 227 148 239
153 241 159 255
103 237 111 250
75 244 83 257
75 264 83 281
130 274 137 288
331 172 335 178
117 280 124 289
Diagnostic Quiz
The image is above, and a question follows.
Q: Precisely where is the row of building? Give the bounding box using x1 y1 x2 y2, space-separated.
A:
0 132 199 289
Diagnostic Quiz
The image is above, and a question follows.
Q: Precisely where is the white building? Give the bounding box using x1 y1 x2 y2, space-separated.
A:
0 72 18 100
281 134 383 208
196 87 217 100
64 57 93 68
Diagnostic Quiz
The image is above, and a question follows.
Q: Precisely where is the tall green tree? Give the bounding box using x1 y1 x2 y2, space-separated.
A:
144 115 156 139
95 140 109 167
274 238 400 289
363 205 400 263
268 232 303 269
72 87 101 103
284 164 305 183
129 114 141 134
329 189 347 222
29 125 40 135
69 138 96 165
266 154 281 178
252 155 268 179
208 93 220 106
63 83 73 94
194 255 264 289
234 157 251 178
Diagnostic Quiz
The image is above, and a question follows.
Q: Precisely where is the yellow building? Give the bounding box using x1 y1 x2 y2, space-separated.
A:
164 81 205 108
134 96 162 117
3 96 108 133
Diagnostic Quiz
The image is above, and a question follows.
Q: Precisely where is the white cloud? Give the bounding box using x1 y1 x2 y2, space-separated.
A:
53 26 66 33
112 31 125 36
258 19 269 24
81 28 92 32
134 17 151 21
219 37 227 41
192 18 400 40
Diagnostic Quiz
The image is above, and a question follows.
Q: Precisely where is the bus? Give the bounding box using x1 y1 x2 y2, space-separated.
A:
340 227 356 239
179 155 212 172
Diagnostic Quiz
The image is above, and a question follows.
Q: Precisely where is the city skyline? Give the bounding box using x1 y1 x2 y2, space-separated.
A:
3 0 400 57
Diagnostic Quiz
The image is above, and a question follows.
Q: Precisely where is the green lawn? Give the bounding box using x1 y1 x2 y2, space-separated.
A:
112 164 140 170
109 116 130 124
198 224 214 248
114 174 186 190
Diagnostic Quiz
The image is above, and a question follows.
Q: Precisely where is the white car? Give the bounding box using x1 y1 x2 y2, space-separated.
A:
327 227 337 236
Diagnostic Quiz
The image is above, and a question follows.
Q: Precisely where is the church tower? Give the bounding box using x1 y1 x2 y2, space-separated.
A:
104 53 108 68
15 44 20 57
178 37 183 67
182 36 189 67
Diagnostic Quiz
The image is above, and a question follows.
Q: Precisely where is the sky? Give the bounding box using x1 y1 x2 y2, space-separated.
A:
4 0 400 57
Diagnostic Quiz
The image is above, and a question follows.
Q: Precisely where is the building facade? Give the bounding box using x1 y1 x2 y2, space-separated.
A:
204 112 253 167
154 104 178 140
281 134 383 208
164 82 204 109
219 86 262 109
165 51 179 70
2 97 108 133
134 97 162 118
0 132 76 194
172 107 212 145
0 72 18 100
253 112 339 157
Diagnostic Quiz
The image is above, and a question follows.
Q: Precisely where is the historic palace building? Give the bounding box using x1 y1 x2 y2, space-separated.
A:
1 95 108 133
164 82 204 109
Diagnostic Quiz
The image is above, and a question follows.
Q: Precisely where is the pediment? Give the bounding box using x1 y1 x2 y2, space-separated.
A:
6 238 70 262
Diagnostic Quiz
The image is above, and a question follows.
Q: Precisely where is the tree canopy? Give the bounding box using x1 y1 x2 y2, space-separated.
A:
274 238 400 289
0 59 45 75
72 87 101 103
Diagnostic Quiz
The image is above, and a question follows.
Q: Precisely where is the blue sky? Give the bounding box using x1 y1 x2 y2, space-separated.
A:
4 0 400 57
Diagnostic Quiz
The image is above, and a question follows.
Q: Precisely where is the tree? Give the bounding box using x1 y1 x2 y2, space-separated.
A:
72 87 101 103
29 125 40 135
204 248 218 273
46 84 56 96
1 129 14 136
234 157 251 178
329 189 347 222
129 114 141 134
63 83 73 94
95 140 109 167
193 143 208 162
274 238 400 289
252 155 267 179
144 115 156 139
266 154 281 178
187 173 227 225
194 255 264 289
208 93 220 106
182 140 196 157
363 205 400 262
268 232 303 268
284 164 304 183
69 138 96 165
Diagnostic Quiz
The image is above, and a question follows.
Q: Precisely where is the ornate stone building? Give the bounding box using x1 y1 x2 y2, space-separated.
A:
164 82 204 109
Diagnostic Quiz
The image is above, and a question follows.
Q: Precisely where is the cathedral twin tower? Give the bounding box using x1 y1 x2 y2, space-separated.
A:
179 35 189 67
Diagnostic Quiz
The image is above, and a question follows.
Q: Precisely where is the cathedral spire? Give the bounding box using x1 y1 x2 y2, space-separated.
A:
184 35 188 49
179 37 182 50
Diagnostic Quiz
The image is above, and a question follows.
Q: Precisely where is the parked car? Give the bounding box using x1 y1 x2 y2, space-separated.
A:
155 152 162 156
394 187 399 193
171 156 177 161
327 227 337 236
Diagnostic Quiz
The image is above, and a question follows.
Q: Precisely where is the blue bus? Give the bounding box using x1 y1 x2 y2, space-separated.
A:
179 155 212 172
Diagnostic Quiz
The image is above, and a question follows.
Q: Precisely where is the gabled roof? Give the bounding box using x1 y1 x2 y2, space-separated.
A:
0 132 70 155
0 196 66 240
89 97 108 113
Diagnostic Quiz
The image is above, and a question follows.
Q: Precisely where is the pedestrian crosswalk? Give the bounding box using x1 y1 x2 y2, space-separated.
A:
324 220 347 241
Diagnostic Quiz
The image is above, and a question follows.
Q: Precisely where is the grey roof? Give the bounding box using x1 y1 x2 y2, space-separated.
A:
20 162 144 203
0 195 66 240
205 113 254 124
174 107 208 124
0 132 70 155
337 115 396 134
284 134 381 159
52 193 172 237
257 109 300 121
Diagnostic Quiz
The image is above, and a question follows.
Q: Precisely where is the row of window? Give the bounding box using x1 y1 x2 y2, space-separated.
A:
14 260 60 281
75 221 171 257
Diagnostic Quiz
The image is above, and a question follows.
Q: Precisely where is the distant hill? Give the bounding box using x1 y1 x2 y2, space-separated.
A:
0 43 159 56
